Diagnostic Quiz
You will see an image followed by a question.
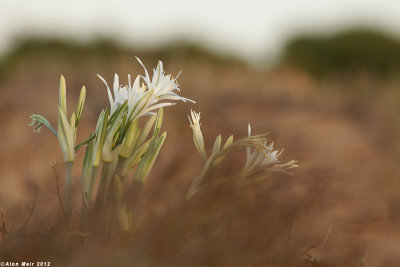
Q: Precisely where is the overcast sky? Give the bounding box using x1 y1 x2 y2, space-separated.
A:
1 0 400 63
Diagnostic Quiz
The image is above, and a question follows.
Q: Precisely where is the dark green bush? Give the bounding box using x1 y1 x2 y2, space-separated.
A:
282 29 400 77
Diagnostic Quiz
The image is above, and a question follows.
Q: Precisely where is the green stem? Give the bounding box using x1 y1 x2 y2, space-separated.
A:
115 156 127 180
186 156 214 199
46 124 58 136
65 161 74 216
97 161 117 236
74 135 96 152
97 161 114 204
87 165 99 204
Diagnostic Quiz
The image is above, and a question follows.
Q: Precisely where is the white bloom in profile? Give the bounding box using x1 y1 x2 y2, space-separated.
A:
98 58 194 119
136 57 194 103
245 124 297 173
97 73 130 115
188 110 206 162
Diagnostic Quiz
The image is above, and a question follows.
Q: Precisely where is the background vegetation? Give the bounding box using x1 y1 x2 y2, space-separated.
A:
1 29 400 266
282 29 400 78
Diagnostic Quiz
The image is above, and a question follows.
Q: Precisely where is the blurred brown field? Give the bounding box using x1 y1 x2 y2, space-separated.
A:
1 38 400 266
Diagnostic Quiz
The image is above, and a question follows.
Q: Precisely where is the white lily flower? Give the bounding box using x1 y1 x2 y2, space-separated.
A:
98 58 194 119
261 141 282 166
245 124 294 173
97 73 129 115
136 57 195 103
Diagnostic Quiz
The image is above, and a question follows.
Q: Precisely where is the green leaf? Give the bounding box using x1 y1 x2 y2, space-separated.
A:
108 101 128 127
57 106 75 162
93 108 109 167
75 86 86 126
119 119 140 159
74 134 95 152
212 135 222 155
70 112 76 140
102 104 126 162
153 108 163 136
223 135 234 149
134 131 166 183
122 138 152 176
59 75 67 115
137 115 156 145
81 136 94 193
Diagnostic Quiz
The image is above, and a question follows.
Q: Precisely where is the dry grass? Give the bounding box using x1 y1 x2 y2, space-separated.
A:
0 48 400 266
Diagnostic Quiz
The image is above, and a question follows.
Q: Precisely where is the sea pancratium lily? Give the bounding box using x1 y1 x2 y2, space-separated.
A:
187 117 298 199
244 124 298 175
29 57 298 233
98 57 194 120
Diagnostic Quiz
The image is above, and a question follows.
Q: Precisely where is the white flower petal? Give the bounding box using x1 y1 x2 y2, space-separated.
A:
97 74 114 111
136 57 151 86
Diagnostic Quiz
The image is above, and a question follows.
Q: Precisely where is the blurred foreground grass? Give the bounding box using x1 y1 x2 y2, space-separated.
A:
0 35 400 266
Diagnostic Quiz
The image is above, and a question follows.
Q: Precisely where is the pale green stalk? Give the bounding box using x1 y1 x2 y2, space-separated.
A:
65 161 74 216
81 137 94 196
186 135 270 199
97 161 114 204
87 165 99 203
115 156 127 179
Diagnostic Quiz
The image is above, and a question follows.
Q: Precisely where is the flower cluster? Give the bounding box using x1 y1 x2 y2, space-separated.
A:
98 57 194 119
186 112 298 198
29 58 298 230
29 59 194 216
